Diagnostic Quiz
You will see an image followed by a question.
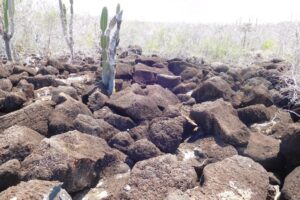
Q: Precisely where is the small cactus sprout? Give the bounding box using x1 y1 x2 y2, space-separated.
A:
100 4 123 95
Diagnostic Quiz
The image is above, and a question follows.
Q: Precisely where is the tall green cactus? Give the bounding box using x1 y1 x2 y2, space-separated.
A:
1 0 15 61
58 0 74 60
100 4 123 96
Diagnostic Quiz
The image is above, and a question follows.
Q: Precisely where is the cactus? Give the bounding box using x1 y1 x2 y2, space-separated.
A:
0 0 15 61
100 4 123 95
58 0 74 60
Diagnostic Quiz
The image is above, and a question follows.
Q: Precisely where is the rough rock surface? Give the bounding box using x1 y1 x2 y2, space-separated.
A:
177 136 237 175
147 117 185 153
0 159 21 191
0 90 27 113
281 166 300 200
107 84 179 121
241 132 282 171
0 101 53 135
0 180 72 200
188 155 269 200
237 104 273 126
192 76 239 106
20 131 123 193
0 126 44 165
0 79 13 92
48 93 92 135
280 123 300 170
190 99 250 147
119 154 197 200
127 139 161 162
74 114 119 141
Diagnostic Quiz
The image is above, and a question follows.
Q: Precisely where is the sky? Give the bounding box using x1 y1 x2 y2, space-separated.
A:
73 0 300 24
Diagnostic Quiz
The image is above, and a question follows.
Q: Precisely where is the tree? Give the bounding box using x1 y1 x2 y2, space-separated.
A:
0 0 15 61
58 0 74 60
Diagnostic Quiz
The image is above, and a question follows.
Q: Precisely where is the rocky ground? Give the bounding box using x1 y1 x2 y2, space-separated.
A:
0 46 299 200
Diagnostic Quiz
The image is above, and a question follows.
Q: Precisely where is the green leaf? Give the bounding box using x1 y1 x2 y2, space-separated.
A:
100 7 108 33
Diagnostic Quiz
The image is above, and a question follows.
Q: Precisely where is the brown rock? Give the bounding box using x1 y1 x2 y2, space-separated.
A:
0 180 71 200
281 166 300 200
127 139 161 162
157 73 181 89
0 79 12 92
107 84 179 121
237 104 272 126
0 159 21 191
190 99 250 147
147 117 185 153
74 114 119 141
119 154 197 200
241 132 282 170
0 125 44 165
48 93 92 135
188 155 269 200
192 76 239 106
0 101 53 135
21 131 123 193
280 123 300 170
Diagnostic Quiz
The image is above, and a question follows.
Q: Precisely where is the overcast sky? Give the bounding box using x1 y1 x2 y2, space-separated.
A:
72 0 300 24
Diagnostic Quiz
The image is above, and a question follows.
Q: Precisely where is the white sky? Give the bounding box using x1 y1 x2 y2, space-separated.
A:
73 0 300 24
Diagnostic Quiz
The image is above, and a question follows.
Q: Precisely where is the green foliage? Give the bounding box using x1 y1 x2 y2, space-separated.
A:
262 39 277 50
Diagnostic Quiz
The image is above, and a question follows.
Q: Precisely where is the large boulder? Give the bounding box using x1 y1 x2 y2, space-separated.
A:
188 155 269 200
115 63 133 80
237 104 273 126
75 162 131 200
107 84 179 122
157 74 181 90
241 84 273 107
133 63 172 85
280 123 300 170
25 75 65 89
0 66 11 78
167 59 197 75
48 93 92 135
135 55 166 67
74 114 119 141
192 76 239 106
241 132 282 171
106 113 136 131
109 132 135 153
177 136 237 175
0 180 71 200
0 159 21 191
0 101 53 135
119 154 197 200
0 90 27 113
37 65 59 75
0 79 12 92
127 139 161 162
0 125 44 165
281 166 300 200
20 131 124 193
87 88 108 112
190 99 250 147
12 65 37 76
147 117 185 153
